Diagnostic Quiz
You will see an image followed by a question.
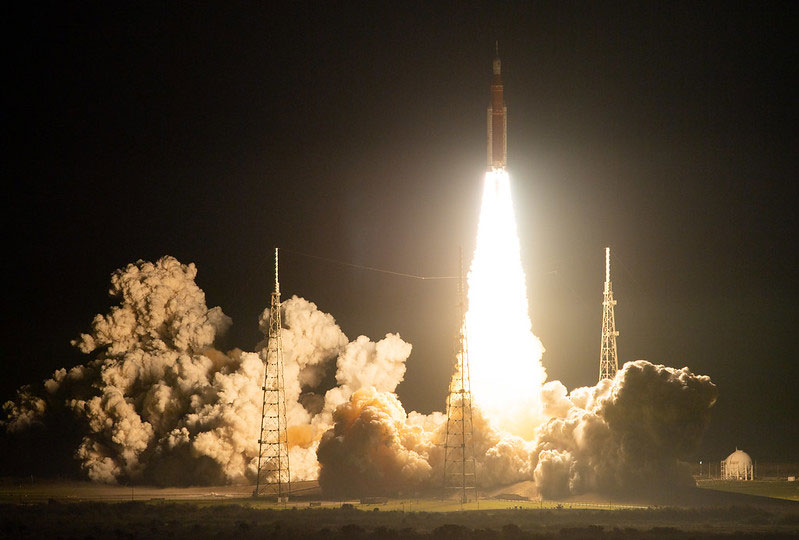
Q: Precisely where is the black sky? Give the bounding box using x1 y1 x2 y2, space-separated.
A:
4 2 797 462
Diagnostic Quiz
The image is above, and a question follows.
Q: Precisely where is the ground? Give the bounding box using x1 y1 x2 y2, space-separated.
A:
1 479 797 538
697 479 799 502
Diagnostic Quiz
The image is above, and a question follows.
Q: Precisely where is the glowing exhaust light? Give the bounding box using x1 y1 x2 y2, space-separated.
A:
465 169 547 439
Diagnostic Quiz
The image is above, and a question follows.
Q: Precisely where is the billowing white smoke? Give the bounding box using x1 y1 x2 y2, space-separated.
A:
314 386 534 497
278 308 415 479
2 253 718 498
315 361 716 498
316 387 437 496
3 257 258 483
1 256 414 485
255 295 348 474
534 361 718 498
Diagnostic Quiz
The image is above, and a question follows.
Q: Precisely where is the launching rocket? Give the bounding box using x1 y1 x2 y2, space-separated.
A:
487 44 507 170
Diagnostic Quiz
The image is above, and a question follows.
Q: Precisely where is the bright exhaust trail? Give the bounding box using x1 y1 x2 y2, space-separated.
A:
465 169 547 440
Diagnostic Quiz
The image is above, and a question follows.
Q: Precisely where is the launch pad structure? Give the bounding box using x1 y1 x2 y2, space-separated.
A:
254 248 291 501
443 249 477 503
599 247 620 381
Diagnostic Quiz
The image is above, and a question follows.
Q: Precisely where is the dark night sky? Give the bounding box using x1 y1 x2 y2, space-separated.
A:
3 2 797 462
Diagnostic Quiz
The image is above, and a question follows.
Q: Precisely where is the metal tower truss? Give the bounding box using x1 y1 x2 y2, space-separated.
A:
254 248 291 501
443 251 477 503
599 247 620 381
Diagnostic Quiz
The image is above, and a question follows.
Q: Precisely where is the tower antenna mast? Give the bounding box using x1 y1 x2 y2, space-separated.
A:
443 248 477 504
599 247 620 381
254 248 291 501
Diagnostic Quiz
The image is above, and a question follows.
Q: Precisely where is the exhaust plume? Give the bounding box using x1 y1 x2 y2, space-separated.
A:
466 170 547 439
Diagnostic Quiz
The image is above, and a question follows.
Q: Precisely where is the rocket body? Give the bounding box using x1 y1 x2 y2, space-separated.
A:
487 55 507 170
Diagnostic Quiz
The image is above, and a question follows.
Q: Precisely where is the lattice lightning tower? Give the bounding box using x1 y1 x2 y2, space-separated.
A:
443 249 476 503
599 247 620 381
254 248 291 500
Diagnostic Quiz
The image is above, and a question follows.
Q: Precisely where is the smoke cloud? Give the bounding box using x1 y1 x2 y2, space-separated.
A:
4 257 257 483
317 387 436 497
314 388 535 497
1 257 406 485
533 361 718 498
3 256 717 499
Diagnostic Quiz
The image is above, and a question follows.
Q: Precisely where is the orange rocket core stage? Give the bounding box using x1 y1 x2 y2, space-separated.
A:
487 52 507 170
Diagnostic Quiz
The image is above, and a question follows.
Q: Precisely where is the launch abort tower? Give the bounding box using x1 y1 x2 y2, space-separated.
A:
487 44 507 170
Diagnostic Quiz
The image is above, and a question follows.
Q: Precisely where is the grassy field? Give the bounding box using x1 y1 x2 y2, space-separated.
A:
698 479 799 502
0 479 640 511
1 479 797 538
194 497 645 513
2 500 798 538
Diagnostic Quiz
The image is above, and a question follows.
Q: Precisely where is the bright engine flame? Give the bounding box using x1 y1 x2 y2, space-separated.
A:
465 169 547 439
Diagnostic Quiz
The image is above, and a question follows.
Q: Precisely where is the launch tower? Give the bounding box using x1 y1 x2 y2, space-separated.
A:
599 247 620 381
443 250 477 503
254 248 291 500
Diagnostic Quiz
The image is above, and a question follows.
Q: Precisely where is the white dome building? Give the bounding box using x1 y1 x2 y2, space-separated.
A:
721 448 754 480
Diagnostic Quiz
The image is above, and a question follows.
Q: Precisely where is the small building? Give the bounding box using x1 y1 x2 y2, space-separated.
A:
721 448 754 480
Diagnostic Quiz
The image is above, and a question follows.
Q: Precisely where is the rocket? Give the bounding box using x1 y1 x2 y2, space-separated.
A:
487 43 507 170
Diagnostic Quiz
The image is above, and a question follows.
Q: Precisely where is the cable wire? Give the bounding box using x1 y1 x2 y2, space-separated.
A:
280 248 457 281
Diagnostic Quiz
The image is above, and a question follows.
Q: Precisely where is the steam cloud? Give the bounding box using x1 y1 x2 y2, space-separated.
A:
3 256 717 498
533 362 718 497
1 257 412 485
